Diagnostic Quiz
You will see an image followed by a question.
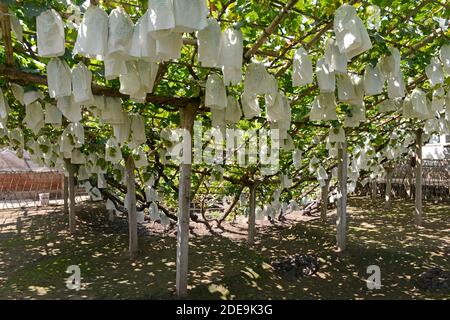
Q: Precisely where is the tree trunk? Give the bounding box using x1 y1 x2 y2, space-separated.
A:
247 184 257 246
126 156 138 256
65 159 76 234
176 104 197 298
385 167 394 210
63 175 69 214
336 142 347 252
415 129 423 226
321 179 330 222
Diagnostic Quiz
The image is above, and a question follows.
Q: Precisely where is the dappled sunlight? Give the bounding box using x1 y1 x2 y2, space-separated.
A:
0 196 448 299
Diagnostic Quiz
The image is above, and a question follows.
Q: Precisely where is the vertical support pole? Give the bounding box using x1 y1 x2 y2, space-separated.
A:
336 142 348 252
247 183 256 246
385 166 394 210
176 104 197 298
407 157 414 199
65 159 76 234
321 179 330 222
0 4 14 66
415 129 423 226
126 156 138 256
63 175 69 214
371 179 377 201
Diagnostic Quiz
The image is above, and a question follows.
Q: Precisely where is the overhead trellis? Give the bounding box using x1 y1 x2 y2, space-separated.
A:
0 0 449 297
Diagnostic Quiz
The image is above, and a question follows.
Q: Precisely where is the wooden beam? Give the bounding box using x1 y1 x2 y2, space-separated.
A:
0 64 199 108
176 103 198 298
415 129 423 226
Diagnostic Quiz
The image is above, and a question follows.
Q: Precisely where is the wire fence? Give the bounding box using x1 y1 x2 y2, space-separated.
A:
1 156 449 211
0 170 89 210
381 159 450 201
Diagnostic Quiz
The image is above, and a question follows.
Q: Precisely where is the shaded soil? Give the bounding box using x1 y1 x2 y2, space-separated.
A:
0 197 448 300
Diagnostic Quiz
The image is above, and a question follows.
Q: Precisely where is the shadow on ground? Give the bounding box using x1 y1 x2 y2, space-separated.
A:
0 197 448 299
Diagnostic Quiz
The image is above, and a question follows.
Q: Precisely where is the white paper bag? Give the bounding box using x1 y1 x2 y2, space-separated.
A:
292 46 314 86
72 62 93 104
363 64 384 96
316 58 335 93
74 5 109 60
173 0 208 33
148 0 175 39
440 44 450 75
425 57 444 87
155 32 183 61
218 28 243 71
206 73 227 110
241 92 261 119
333 4 372 59
47 58 72 98
324 38 347 74
105 137 123 163
107 7 134 58
198 18 221 67
44 103 62 125
309 93 337 121
225 96 242 124
36 9 65 57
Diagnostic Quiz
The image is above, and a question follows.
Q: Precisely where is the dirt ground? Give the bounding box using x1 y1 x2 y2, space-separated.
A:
0 197 449 300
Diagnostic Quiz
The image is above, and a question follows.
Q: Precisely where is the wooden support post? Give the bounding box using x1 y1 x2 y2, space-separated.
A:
385 166 394 210
371 179 377 201
415 129 423 226
336 142 348 252
125 156 138 256
63 175 69 214
0 4 14 66
247 183 257 246
321 179 330 222
176 104 197 298
65 159 76 234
